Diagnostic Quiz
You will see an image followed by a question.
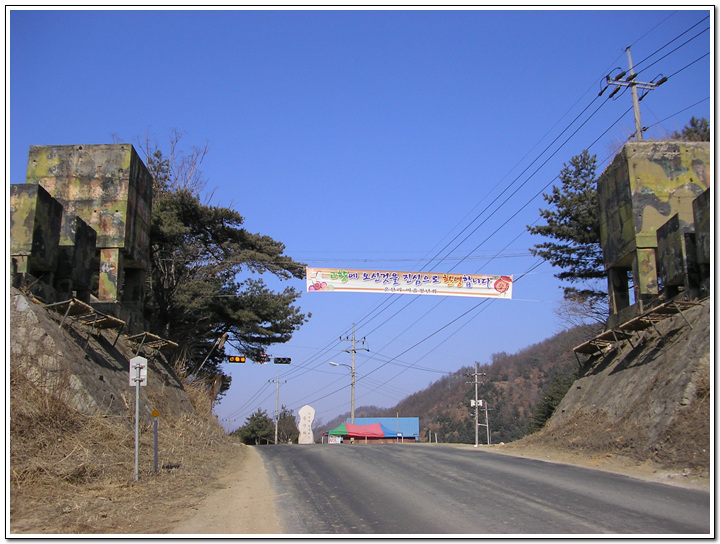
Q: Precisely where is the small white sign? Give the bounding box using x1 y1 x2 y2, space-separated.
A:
129 356 148 387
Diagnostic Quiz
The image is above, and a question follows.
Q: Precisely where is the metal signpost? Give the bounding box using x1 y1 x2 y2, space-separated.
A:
129 356 147 481
152 409 160 474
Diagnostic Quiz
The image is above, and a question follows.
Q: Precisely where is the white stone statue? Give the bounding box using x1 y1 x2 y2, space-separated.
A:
297 405 315 445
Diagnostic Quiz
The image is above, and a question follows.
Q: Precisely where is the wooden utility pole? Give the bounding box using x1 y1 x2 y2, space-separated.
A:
467 362 486 448
606 46 667 141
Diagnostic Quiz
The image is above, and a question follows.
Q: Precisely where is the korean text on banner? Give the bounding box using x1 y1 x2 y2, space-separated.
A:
306 267 513 299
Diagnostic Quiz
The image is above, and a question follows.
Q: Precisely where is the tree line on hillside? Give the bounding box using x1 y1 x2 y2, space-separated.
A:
318 324 594 444
230 405 299 445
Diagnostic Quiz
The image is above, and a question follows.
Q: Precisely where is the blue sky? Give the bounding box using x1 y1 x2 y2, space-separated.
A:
8 8 711 432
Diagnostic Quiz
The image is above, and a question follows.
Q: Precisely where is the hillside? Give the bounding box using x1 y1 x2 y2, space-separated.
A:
319 299 711 479
9 288 243 534
319 324 599 442
9 288 195 420
515 298 710 476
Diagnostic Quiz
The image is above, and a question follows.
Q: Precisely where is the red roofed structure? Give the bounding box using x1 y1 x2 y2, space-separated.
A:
344 422 385 438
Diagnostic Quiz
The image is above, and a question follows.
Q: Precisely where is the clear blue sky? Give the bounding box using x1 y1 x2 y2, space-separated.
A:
8 8 711 432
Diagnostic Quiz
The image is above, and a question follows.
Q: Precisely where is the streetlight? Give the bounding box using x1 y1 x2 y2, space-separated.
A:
329 361 356 424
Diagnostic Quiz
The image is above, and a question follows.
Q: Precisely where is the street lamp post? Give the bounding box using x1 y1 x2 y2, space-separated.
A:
329 361 356 423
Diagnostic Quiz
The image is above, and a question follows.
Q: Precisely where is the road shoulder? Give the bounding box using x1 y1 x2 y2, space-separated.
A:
477 443 710 491
169 445 282 535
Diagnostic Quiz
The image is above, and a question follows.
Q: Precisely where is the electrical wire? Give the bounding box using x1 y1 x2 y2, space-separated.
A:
225 17 710 425
273 13 702 373
634 27 709 79
632 15 709 71
284 86 707 416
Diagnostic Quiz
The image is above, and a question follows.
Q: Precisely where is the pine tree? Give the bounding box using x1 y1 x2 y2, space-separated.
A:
234 408 274 445
528 367 579 433
140 134 309 388
671 117 710 142
528 150 607 312
277 405 300 444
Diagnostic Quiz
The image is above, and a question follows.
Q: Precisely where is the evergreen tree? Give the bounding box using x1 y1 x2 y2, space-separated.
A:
527 150 607 313
528 366 578 433
277 405 300 444
140 135 309 388
234 408 274 445
671 117 710 142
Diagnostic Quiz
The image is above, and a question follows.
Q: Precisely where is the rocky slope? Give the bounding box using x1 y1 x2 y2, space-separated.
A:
10 287 195 423
518 298 710 476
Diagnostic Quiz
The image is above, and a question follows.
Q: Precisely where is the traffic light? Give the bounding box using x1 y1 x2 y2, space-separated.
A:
274 357 291 364
228 355 246 363
259 353 269 364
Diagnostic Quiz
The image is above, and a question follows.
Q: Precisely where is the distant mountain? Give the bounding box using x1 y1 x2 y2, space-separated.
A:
315 324 599 443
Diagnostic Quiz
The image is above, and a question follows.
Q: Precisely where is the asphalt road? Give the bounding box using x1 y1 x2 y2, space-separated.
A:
257 444 710 536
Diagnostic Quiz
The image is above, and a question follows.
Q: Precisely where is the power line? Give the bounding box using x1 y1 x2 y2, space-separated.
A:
644 96 710 132
632 15 709 72
224 18 709 425
627 10 679 50
635 26 709 80
285 85 699 413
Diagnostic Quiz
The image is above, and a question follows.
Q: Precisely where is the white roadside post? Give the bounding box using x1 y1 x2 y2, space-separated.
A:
129 356 148 481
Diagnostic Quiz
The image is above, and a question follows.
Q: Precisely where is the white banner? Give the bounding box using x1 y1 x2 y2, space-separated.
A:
306 267 513 299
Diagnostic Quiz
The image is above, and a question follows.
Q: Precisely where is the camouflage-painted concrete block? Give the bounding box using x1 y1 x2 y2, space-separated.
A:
692 188 711 268
10 184 63 274
598 151 635 266
25 144 153 267
633 247 658 296
56 214 97 290
98 248 121 302
598 141 710 268
657 214 686 288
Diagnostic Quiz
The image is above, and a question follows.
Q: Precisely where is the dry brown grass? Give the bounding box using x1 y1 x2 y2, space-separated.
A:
9 351 244 535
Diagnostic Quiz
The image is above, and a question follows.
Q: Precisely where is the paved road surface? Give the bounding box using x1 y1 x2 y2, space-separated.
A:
258 444 710 535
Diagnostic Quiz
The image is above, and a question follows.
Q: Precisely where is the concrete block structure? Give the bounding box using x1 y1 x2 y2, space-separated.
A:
10 183 64 299
55 214 97 302
692 187 711 280
23 143 153 330
656 213 700 297
598 140 710 327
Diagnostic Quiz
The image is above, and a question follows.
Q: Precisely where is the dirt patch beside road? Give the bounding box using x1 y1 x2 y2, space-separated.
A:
169 446 282 535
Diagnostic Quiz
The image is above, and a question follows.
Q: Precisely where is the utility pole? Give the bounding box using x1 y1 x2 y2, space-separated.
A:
605 46 667 141
466 362 486 448
340 324 368 424
268 370 286 445
626 47 643 141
